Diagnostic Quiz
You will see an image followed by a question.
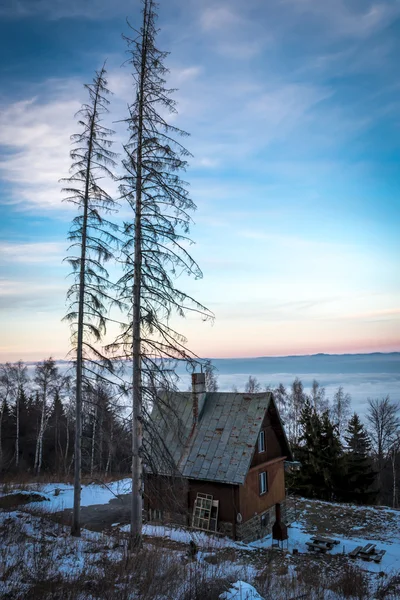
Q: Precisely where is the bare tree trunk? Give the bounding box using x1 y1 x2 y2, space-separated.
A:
105 421 113 476
71 80 101 538
392 451 396 508
130 1 150 549
0 400 4 469
64 414 70 475
15 392 19 468
35 385 47 475
99 406 104 472
90 405 97 477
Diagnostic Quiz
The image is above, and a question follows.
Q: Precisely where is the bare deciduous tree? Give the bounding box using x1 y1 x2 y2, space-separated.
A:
310 379 329 415
274 383 288 417
289 377 307 446
204 362 219 392
244 375 262 394
367 396 400 500
331 386 351 439
33 357 61 475
63 63 118 537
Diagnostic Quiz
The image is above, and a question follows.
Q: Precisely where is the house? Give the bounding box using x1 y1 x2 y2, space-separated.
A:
144 373 293 542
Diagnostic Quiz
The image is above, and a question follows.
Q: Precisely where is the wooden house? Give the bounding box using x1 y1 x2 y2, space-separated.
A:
144 373 293 542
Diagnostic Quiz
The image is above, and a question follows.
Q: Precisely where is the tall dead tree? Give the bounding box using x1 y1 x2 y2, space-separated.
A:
114 0 212 547
63 63 118 536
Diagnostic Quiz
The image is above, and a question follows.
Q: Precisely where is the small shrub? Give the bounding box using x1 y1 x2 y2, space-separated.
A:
329 563 370 600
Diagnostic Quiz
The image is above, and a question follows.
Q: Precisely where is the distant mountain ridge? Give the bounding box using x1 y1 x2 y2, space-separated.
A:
5 352 399 374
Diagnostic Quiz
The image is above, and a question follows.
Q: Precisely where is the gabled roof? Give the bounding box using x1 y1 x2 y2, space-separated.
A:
149 391 292 485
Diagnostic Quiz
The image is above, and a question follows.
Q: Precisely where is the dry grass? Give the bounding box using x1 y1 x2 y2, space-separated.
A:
2 500 400 599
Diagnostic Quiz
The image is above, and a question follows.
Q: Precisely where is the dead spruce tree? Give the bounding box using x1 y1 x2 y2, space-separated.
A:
114 0 212 546
63 63 118 537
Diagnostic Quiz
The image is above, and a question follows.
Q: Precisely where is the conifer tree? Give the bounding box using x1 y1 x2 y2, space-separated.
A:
63 63 118 536
291 401 343 500
291 400 324 497
48 391 67 473
6 361 29 469
114 0 212 546
320 410 343 500
0 364 14 469
0 400 12 468
343 413 376 503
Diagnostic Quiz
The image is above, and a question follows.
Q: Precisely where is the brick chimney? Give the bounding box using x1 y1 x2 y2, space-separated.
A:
192 372 206 425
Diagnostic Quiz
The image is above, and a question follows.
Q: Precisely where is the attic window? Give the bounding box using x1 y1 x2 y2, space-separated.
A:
259 471 268 495
258 430 266 453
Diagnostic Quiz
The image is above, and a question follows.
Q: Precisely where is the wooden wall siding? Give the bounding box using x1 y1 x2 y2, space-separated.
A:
188 479 239 523
238 458 285 522
250 406 285 468
144 474 189 515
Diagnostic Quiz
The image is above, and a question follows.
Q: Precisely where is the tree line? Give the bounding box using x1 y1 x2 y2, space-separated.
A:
241 375 400 507
0 359 131 478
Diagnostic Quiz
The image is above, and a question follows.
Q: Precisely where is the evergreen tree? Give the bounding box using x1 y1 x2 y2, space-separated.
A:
291 402 343 501
343 413 377 504
47 391 68 473
0 400 13 470
17 387 33 470
319 410 343 501
290 400 324 497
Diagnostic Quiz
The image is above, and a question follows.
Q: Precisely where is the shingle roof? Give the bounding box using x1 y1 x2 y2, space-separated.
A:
149 391 275 485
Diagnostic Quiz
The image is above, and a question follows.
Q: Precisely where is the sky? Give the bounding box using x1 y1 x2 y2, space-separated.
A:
0 0 399 362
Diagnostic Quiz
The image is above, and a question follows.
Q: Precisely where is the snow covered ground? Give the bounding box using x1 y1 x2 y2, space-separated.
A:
0 478 133 511
3 480 400 574
2 482 400 598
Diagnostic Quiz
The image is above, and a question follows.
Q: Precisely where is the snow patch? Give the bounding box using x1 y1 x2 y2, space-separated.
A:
220 581 264 600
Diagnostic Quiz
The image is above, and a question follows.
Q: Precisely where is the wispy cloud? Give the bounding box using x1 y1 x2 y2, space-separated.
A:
0 88 81 209
200 6 243 31
0 278 65 310
0 0 132 20
0 241 66 264
282 0 400 39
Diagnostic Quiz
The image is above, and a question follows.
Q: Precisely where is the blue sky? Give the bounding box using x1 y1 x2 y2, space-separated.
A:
0 0 399 361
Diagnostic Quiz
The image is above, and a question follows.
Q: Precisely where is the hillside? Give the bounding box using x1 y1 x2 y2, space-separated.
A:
1 480 400 599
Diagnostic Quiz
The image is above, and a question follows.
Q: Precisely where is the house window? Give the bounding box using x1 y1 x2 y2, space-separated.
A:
258 430 265 453
259 471 268 495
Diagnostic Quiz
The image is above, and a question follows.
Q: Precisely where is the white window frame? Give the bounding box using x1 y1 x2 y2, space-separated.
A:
259 471 267 495
258 430 265 453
